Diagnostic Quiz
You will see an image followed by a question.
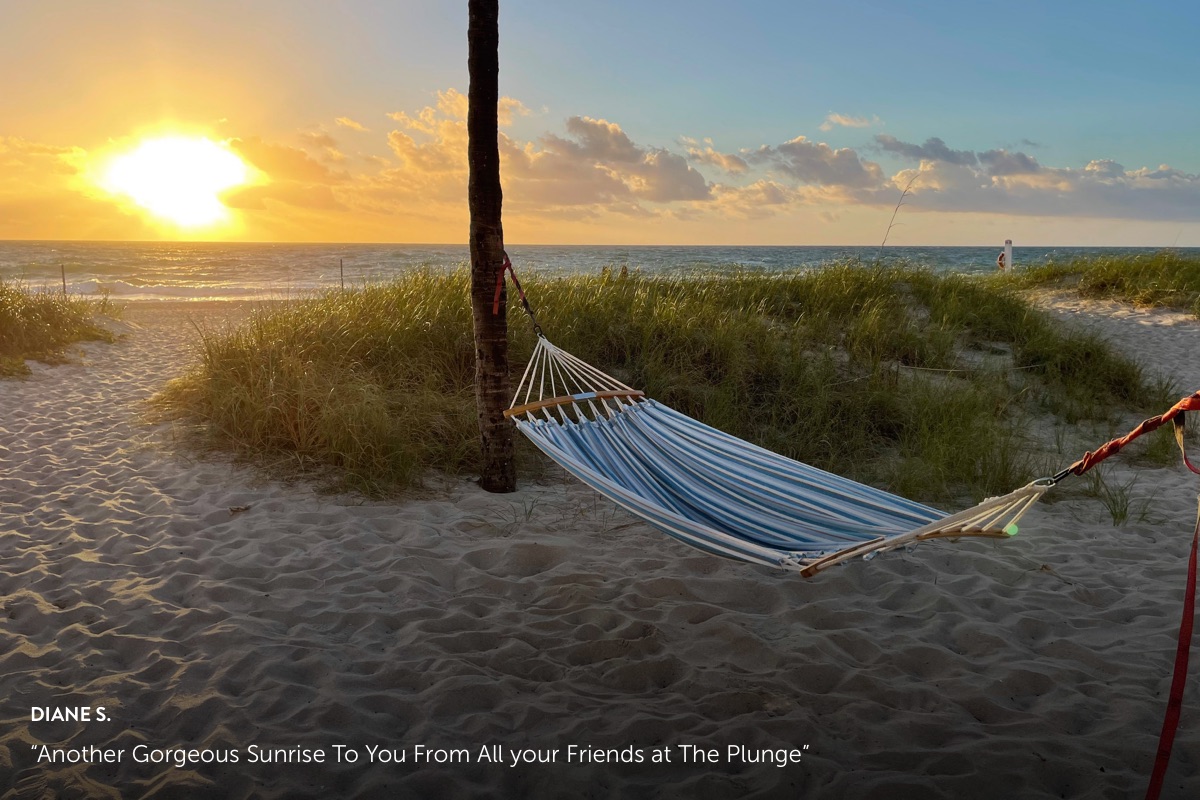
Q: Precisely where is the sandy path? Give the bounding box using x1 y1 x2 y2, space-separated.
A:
0 299 1197 799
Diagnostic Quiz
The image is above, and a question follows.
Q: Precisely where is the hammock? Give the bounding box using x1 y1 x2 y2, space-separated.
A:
496 266 1199 790
505 335 1051 577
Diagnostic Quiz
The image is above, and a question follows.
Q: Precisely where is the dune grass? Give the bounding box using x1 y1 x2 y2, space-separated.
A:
156 263 1172 502
999 249 1200 315
0 281 116 377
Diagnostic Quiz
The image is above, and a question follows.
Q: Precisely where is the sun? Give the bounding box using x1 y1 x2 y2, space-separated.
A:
100 136 249 228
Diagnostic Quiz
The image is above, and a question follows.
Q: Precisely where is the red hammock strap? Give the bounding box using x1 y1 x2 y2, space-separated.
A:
1045 394 1200 799
491 252 513 316
491 252 545 337
1065 392 1200 478
1175 414 1200 475
1143 498 1199 800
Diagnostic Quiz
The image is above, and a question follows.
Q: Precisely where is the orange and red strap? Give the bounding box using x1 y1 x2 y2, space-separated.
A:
1144 502 1198 800
1063 392 1200 800
1058 391 1200 480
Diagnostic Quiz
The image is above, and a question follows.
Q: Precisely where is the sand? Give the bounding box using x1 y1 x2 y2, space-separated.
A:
1 297 1198 799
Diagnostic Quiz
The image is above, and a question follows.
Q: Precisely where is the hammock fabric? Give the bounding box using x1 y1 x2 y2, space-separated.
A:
505 336 1050 577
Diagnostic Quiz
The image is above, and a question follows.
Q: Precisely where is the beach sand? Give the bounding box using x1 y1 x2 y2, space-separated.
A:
2 298 1198 799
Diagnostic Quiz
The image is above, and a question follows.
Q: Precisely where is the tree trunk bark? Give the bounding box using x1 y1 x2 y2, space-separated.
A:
467 0 515 493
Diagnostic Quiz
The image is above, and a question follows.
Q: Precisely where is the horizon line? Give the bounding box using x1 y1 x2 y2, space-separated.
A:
2 238 1195 249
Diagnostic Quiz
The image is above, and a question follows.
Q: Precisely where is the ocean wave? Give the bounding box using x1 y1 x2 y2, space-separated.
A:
68 280 319 301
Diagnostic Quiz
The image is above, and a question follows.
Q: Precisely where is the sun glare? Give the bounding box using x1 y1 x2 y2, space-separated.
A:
100 137 249 228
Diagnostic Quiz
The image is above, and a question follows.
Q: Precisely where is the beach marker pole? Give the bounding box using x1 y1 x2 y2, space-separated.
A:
340 258 345 291
1004 239 1013 272
61 263 67 295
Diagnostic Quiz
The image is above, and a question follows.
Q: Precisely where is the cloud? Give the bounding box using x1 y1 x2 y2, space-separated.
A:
874 135 1042 175
710 180 797 218
8 90 1198 242
1083 159 1125 180
301 132 337 149
335 117 369 132
387 127 466 174
381 89 533 177
681 137 749 174
543 116 643 163
1131 164 1191 181
875 135 978 166
498 97 531 126
517 119 711 205
500 131 631 208
887 156 1200 221
212 134 353 216
749 136 885 189
229 137 347 183
0 137 75 159
819 113 878 132
978 149 1041 176
435 88 468 121
239 94 1200 231
223 182 342 211
300 131 346 163
631 149 710 202
388 89 465 133
371 98 717 224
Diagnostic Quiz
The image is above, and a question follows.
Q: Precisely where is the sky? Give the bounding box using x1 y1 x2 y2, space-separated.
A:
1 0 1198 246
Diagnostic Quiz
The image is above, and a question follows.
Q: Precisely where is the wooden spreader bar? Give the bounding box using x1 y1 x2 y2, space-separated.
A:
504 390 645 419
797 527 1010 578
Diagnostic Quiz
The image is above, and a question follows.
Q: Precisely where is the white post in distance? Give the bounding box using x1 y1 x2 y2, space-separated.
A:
1004 239 1013 272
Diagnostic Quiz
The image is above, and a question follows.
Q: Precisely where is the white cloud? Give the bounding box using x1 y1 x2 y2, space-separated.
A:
335 117 369 132
710 180 797 218
543 116 643 163
367 97 1200 226
681 137 749 174
819 113 879 131
889 157 1200 221
631 149 710 202
498 97 531 126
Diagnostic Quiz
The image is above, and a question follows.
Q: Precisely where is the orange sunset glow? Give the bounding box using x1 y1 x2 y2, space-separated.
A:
1 2 1197 245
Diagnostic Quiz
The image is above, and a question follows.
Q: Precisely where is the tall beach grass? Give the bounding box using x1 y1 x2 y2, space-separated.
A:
156 263 1172 502
0 281 116 377
999 249 1200 315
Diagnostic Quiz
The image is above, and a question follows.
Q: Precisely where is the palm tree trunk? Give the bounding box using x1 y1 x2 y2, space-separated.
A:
467 0 515 492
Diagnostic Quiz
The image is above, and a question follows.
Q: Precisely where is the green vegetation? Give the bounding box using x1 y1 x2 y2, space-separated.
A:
999 249 1200 315
0 281 116 377
156 263 1172 502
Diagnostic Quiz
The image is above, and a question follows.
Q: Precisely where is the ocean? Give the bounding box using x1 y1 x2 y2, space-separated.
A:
0 241 1193 302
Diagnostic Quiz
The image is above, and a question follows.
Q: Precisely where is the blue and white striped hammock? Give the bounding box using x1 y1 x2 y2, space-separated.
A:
506 336 1049 577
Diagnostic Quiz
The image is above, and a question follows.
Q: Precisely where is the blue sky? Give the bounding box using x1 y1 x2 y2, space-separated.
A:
2 0 1198 244
286 0 1200 170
